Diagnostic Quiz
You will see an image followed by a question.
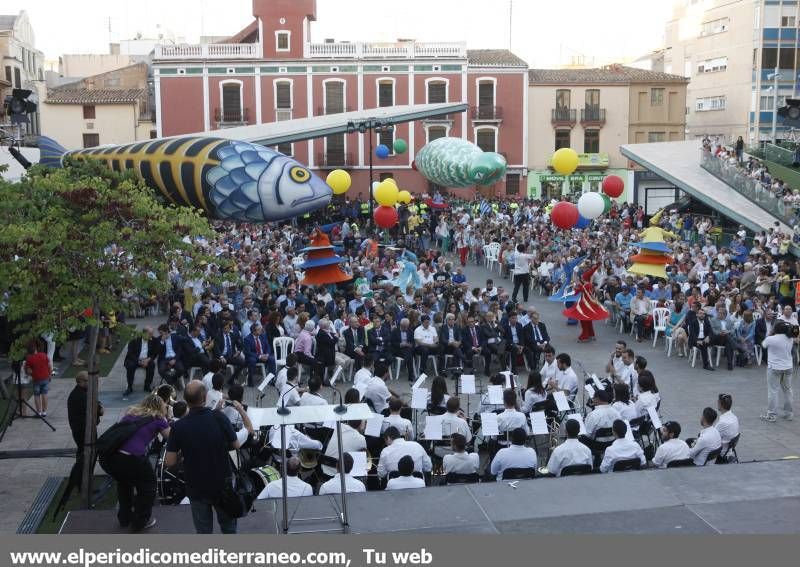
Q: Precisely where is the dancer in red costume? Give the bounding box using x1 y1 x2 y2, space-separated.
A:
562 264 610 342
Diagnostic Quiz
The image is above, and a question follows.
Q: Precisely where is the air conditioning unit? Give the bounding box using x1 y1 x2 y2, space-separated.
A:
276 109 292 121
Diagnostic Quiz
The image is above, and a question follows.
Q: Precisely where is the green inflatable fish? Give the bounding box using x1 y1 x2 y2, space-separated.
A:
415 137 507 188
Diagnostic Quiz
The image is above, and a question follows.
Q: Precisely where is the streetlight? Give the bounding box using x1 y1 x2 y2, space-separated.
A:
768 68 783 144
346 118 394 218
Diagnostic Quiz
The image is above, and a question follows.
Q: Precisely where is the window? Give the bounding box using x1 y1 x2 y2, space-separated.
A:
221 83 242 122
82 105 96 119
697 56 728 74
584 129 600 153
478 80 495 116
324 81 345 114
476 128 496 152
647 132 666 143
4 66 11 85
149 130 158 139
379 173 395 183
700 17 729 36
427 80 447 103
556 89 571 109
82 133 99 148
427 126 446 143
585 89 600 108
555 129 570 151
378 80 394 108
275 81 292 109
378 128 394 151
695 96 726 111
275 142 293 156
762 47 778 69
782 16 796 27
505 174 520 196
651 88 664 106
779 48 796 70
276 31 290 51
326 134 345 165
759 95 786 111
13 67 21 88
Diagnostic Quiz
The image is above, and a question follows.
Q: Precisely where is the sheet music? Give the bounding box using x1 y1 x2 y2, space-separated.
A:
424 415 444 440
530 411 549 435
553 390 570 412
257 375 273 393
350 451 369 476
585 384 595 399
460 374 476 394
480 412 500 436
412 374 427 390
591 374 604 391
411 387 429 410
501 371 512 389
487 385 504 405
565 412 587 436
623 420 635 441
322 420 336 429
329 366 343 387
647 407 662 429
365 414 384 437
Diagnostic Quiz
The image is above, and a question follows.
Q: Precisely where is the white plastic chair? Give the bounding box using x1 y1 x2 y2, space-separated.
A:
273 336 295 374
392 357 406 381
651 307 670 347
713 345 727 367
484 243 500 272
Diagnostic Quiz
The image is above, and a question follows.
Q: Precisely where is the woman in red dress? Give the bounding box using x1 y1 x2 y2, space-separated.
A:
562 264 610 342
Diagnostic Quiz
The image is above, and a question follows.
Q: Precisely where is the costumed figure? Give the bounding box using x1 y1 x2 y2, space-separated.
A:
299 230 350 286
628 210 677 280
549 255 587 326
562 264 610 342
392 247 421 291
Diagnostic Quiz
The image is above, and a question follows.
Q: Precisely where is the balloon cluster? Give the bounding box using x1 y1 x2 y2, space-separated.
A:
548 147 626 230
375 138 408 159
372 177 411 228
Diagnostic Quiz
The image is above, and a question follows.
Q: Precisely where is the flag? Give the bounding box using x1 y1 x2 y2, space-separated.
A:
479 200 492 215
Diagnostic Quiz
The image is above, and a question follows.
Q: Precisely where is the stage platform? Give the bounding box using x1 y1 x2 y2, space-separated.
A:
60 460 800 534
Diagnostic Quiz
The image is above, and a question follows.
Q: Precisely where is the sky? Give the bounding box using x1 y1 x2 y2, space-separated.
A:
3 0 675 68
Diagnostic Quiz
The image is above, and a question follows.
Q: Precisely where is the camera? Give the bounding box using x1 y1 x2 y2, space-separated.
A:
774 321 798 338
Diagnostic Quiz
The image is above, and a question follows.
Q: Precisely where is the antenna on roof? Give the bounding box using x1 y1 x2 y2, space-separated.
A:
508 0 513 51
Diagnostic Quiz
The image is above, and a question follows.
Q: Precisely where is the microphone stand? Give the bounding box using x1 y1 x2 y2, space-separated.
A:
332 387 348 415
277 383 298 416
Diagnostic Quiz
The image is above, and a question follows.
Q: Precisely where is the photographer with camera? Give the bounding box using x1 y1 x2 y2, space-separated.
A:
760 320 795 422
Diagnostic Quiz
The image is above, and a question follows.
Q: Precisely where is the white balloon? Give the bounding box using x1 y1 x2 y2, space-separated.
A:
577 192 605 219
371 181 381 197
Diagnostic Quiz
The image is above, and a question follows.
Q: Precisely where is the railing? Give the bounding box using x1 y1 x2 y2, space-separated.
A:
748 142 796 167
315 106 353 116
471 105 503 120
154 43 261 60
214 108 249 124
304 41 466 59
551 108 576 126
316 152 354 168
275 109 292 122
700 149 797 225
580 107 606 125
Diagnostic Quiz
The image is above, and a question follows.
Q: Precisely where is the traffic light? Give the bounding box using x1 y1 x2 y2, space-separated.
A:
3 88 37 124
777 98 800 128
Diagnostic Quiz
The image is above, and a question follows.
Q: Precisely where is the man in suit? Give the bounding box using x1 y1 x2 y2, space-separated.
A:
479 311 506 373
524 310 550 369
343 316 368 369
243 322 274 386
157 323 186 390
367 314 392 365
179 324 212 375
461 315 485 375
390 318 416 382
214 319 246 385
279 288 301 317
123 326 162 396
687 308 715 371
439 313 464 369
503 311 531 373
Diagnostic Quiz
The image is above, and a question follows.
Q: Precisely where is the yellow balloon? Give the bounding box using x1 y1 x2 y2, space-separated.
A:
374 180 399 206
552 148 579 175
326 169 351 195
397 190 412 204
383 177 398 187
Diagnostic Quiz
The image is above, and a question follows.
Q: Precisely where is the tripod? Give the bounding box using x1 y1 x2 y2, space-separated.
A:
8 367 56 431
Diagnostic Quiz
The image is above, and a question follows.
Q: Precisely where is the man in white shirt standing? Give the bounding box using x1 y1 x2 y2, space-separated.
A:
546 419 592 476
442 433 480 475
511 243 535 304
386 455 426 491
652 421 691 468
377 427 432 479
688 407 722 466
599 420 646 473
318 453 366 495
715 393 740 454
489 428 537 479
259 457 313 499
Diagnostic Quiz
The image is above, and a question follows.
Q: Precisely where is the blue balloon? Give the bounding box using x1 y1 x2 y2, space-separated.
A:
574 215 590 229
375 144 390 159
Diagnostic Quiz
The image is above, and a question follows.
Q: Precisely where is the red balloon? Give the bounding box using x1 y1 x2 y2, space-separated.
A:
374 205 399 228
602 175 624 198
550 201 579 230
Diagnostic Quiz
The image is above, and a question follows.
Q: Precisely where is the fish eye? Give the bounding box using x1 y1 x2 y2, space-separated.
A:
290 166 311 183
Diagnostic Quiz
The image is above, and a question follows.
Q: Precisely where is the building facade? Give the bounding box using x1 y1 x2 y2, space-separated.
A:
153 0 528 199
527 66 688 202
0 10 44 137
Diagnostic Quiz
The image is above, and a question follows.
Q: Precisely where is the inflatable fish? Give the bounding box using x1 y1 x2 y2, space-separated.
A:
37 136 332 223
415 137 507 188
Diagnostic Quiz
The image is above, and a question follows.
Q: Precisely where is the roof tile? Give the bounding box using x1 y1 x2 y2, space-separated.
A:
467 49 528 68
528 65 688 85
45 88 146 105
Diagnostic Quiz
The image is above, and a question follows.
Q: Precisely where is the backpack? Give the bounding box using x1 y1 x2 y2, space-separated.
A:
96 416 155 461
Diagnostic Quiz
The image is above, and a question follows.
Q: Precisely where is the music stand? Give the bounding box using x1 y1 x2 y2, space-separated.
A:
8 367 56 432
247 403 373 534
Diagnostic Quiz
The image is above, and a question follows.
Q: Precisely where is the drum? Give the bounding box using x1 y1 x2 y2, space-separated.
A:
249 464 281 497
155 445 186 505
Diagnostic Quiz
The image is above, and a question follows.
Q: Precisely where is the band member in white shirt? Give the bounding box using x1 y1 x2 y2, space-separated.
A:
489 428 537 479
385 455 426 491
584 390 621 439
322 418 367 477
688 407 722 465
540 346 558 385
652 421 691 468
605 340 627 378
442 433 480 475
498 389 529 435
298 376 327 406
383 397 414 440
377 427 432 479
715 393 740 452
440 397 472 442
259 457 313 499
318 453 367 495
599 420 646 473
552 353 578 400
546 419 593 476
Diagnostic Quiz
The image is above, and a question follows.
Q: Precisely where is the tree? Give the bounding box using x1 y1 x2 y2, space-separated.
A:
0 159 220 506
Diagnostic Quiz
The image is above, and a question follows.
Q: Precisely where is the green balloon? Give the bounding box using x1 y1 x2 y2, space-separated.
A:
602 193 612 214
393 138 408 154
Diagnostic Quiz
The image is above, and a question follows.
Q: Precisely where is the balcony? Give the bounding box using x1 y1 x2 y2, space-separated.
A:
154 43 261 60
580 107 606 127
214 108 249 126
316 152 355 168
316 106 354 116
551 108 576 128
471 105 503 121
304 41 466 59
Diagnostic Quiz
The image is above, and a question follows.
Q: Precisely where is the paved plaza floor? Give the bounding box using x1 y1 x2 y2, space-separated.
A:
1 252 798 533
